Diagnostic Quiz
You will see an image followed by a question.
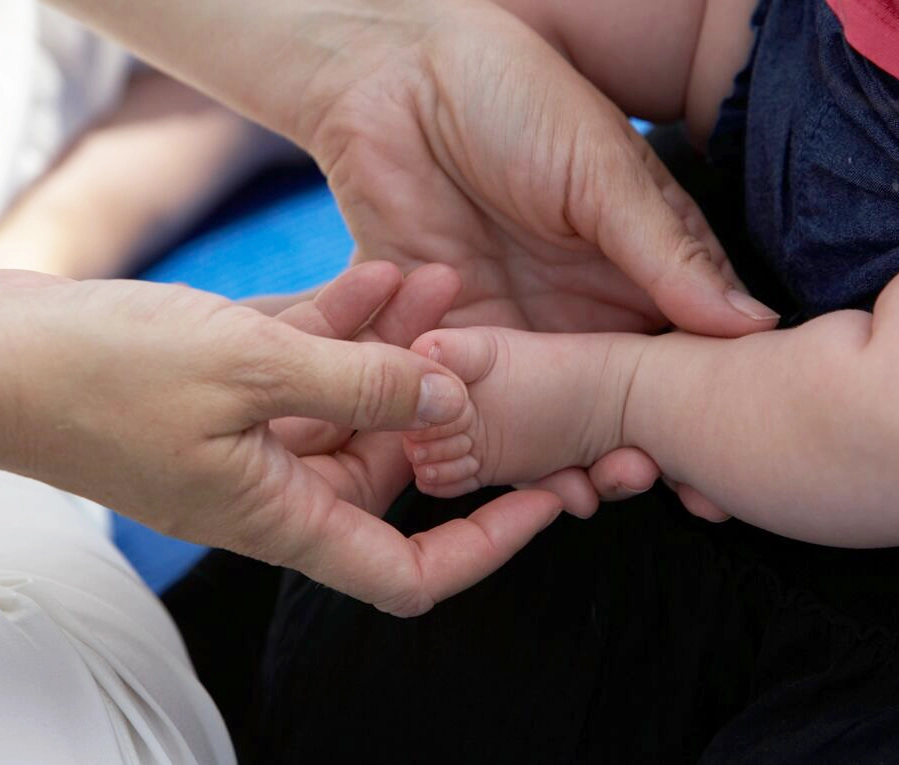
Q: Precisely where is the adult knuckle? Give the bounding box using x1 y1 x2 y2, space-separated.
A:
375 582 433 618
647 234 712 295
335 451 379 512
673 234 713 269
353 348 402 426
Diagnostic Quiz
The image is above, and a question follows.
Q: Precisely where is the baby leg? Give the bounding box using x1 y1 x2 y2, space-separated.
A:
404 326 648 499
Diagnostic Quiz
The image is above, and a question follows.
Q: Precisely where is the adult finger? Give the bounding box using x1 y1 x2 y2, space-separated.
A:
277 260 403 337
669 480 731 523
267 262 406 456
519 468 599 519
572 100 779 337
361 263 462 347
301 431 412 517
272 263 464 457
228 328 466 433
587 447 661 500
265 465 561 617
270 416 348 459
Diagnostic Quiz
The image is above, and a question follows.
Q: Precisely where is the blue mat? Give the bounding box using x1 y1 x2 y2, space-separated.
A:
115 164 354 593
142 164 354 298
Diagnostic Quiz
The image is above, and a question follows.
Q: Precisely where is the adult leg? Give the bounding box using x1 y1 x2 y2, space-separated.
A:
0 69 292 278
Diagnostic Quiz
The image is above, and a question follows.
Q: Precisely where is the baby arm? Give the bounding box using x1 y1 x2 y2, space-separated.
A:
624 277 899 547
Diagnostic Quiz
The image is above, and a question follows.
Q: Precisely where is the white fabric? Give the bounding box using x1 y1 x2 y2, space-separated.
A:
0 2 132 211
0 471 236 764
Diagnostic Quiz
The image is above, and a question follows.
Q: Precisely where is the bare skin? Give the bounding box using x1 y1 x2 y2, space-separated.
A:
0 69 290 278
36 0 786 605
400 0 763 518
491 0 759 146
403 327 645 517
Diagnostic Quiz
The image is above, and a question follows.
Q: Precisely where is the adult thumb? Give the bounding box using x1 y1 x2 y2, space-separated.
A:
245 327 468 431
576 117 780 337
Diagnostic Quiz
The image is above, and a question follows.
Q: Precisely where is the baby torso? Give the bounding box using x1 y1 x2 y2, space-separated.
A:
741 0 899 317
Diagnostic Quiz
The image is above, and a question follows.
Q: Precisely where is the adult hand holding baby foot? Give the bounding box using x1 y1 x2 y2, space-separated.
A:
278 0 763 516
40 0 747 554
274 263 567 615
0 264 561 615
280 0 767 515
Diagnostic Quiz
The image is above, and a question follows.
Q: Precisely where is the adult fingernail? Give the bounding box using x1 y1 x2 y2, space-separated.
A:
418 374 465 424
725 289 780 321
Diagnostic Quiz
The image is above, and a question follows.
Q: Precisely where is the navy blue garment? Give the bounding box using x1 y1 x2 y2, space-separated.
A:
717 0 899 318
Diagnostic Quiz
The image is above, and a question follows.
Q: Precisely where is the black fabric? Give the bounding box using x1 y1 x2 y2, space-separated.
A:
170 125 899 764
238 485 899 765
245 486 737 764
238 120 899 761
161 549 281 760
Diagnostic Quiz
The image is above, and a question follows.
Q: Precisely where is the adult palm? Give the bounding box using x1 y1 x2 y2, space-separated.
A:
304 1 768 336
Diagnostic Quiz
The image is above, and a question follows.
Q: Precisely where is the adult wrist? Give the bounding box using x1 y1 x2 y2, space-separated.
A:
287 0 443 155
42 0 442 154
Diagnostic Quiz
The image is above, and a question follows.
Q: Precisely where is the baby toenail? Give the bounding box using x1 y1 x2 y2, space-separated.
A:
427 343 442 362
413 447 429 463
424 467 437 482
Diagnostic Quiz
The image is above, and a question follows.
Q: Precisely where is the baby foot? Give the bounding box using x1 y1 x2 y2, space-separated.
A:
403 326 646 499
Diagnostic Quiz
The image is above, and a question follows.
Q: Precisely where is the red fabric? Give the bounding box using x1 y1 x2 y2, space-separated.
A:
826 0 899 78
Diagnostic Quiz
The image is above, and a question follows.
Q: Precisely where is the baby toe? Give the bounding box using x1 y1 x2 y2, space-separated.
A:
405 401 475 442
414 455 480 486
405 433 474 465
415 475 483 499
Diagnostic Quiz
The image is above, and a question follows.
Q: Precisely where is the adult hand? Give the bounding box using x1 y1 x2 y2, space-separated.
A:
294 0 778 514
0 266 559 612
43 0 739 529
274 264 563 615
50 0 779 336
300 1 780 336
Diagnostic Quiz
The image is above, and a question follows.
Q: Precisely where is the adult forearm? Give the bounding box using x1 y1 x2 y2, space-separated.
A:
43 0 434 147
624 308 898 546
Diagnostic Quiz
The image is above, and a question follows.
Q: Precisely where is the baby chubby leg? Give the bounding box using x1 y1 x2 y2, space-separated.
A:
404 327 648 499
